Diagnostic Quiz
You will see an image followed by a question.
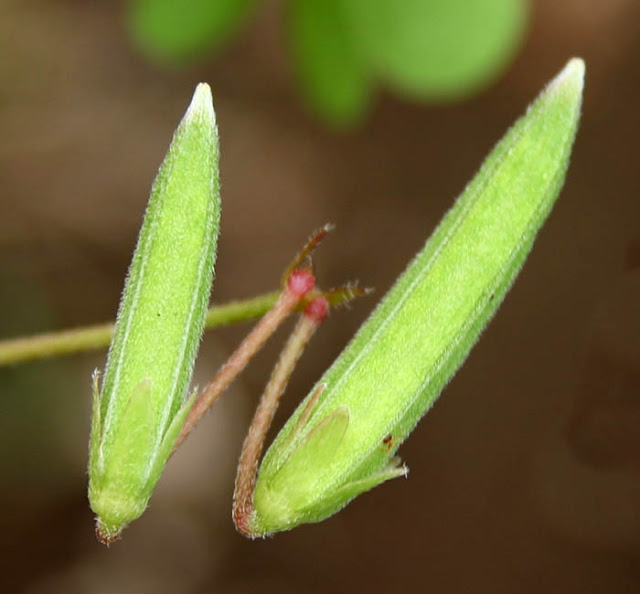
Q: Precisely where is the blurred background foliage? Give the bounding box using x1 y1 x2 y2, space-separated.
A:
127 0 528 126
1 1 640 593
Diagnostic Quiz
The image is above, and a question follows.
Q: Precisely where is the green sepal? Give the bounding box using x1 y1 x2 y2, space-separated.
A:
146 388 199 490
251 406 349 533
89 370 103 476
89 379 154 537
305 457 407 523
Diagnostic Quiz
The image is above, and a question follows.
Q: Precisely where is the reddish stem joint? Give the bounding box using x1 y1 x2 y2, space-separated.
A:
174 227 331 452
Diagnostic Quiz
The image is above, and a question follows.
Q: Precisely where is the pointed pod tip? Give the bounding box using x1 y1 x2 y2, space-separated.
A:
565 57 585 76
185 82 216 126
562 57 585 89
547 57 585 99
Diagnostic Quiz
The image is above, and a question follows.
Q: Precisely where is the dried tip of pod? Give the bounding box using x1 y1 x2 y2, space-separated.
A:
95 518 122 546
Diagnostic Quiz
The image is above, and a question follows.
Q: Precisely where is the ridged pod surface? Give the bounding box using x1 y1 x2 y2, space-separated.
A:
249 59 585 536
88 84 220 542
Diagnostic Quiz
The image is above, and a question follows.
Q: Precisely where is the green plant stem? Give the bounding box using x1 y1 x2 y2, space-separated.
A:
0 290 280 367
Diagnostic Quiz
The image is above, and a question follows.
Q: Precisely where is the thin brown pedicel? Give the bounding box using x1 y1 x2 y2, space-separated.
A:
174 269 316 451
173 225 334 452
233 296 329 536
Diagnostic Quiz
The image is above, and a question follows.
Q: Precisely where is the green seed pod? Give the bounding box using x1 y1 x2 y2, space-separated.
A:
88 84 220 543
249 58 585 536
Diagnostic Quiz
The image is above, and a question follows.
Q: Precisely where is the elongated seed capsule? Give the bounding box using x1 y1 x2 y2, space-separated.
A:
88 83 220 543
248 58 585 536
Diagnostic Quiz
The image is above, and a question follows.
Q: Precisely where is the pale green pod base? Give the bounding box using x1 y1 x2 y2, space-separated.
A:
250 58 585 536
90 380 199 540
88 83 220 541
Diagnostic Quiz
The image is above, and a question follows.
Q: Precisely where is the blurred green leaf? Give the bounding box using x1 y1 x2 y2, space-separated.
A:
125 0 528 126
288 0 373 128
127 0 258 63
346 0 528 100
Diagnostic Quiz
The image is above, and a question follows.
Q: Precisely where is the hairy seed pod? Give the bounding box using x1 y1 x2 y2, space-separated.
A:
88 84 220 543
248 58 585 536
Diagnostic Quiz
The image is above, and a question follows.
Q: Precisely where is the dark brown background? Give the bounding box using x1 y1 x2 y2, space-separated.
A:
1 1 639 592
